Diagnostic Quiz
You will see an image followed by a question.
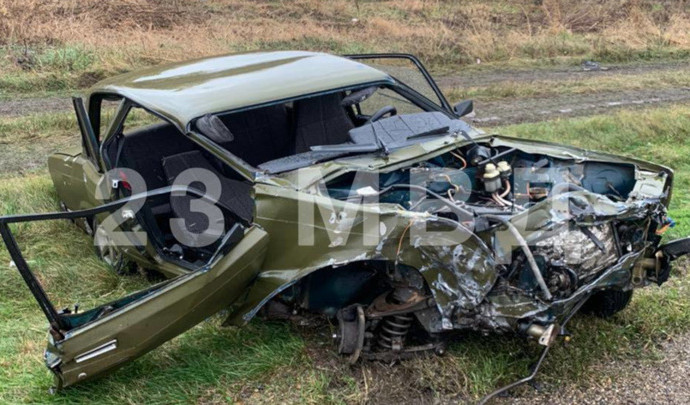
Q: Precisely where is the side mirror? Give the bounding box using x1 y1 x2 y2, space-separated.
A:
453 100 474 117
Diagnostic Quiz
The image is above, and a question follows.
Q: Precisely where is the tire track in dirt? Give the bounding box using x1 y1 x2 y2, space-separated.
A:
436 60 690 89
0 96 71 117
437 61 690 127
471 87 690 127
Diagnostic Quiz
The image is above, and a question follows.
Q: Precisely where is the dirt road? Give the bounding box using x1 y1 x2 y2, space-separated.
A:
0 96 70 118
436 60 690 89
471 87 690 127
439 61 690 127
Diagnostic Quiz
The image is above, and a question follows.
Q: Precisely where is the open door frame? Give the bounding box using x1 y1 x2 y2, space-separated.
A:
73 96 103 171
0 186 268 388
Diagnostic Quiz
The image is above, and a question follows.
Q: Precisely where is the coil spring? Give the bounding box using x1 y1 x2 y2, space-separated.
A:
378 313 413 350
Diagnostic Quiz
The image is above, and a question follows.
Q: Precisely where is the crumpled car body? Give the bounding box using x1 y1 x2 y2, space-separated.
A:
1 51 688 390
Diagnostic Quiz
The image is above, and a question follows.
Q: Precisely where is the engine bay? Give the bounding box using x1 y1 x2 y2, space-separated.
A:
322 141 672 307
326 142 644 214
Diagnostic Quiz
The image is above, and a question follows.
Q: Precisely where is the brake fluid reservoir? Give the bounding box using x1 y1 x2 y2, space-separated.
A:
497 161 512 179
483 163 501 193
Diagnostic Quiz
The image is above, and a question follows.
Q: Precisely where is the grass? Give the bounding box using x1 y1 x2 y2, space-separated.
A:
0 108 163 178
1 0 690 95
0 105 689 402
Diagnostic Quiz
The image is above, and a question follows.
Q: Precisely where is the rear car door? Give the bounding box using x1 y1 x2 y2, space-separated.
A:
0 188 268 388
48 98 104 213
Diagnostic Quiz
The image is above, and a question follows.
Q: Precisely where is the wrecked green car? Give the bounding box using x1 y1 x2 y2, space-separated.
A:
2 51 688 392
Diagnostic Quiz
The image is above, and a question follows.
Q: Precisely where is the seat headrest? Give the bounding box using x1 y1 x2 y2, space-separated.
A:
196 114 235 144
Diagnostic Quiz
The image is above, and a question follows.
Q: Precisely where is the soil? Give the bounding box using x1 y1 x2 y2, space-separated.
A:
0 96 72 117
436 61 690 127
500 332 690 405
435 61 690 89
470 87 690 127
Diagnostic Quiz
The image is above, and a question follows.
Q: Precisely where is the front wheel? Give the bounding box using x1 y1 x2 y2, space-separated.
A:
93 220 132 275
582 289 633 318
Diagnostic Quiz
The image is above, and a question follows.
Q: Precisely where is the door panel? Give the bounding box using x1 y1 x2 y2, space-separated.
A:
49 225 268 387
1 191 267 388
48 153 103 212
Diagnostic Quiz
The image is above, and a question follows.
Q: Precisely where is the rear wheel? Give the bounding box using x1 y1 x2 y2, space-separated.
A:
582 289 633 318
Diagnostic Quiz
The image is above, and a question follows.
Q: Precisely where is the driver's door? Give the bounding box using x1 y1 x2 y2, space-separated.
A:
346 54 452 113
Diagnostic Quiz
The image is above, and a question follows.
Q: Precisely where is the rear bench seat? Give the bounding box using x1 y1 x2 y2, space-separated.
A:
162 150 254 233
116 122 199 191
217 104 293 167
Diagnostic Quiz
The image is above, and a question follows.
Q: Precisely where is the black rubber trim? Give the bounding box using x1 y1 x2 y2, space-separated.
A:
0 223 64 331
660 237 690 260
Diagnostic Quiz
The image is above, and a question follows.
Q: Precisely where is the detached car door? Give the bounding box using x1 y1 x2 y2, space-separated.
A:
0 188 268 388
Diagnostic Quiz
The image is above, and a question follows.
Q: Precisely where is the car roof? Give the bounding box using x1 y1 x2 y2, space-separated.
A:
89 51 394 131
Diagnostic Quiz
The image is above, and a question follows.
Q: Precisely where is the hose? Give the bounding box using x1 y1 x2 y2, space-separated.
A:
371 184 475 221
548 182 586 197
491 193 506 207
481 214 553 301
499 179 511 198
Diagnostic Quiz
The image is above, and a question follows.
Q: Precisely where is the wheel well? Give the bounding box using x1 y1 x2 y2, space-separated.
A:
282 260 428 317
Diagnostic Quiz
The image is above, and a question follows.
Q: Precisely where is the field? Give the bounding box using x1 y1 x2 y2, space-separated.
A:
1 1 690 404
1 0 690 96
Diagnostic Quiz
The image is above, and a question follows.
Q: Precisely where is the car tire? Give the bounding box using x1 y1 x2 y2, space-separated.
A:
93 219 132 275
582 289 633 318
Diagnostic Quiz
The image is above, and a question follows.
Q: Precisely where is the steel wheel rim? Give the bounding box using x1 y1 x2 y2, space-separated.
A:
95 225 119 266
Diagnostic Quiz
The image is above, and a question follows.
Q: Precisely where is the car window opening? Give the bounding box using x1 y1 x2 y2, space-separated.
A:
101 107 253 268
194 84 470 173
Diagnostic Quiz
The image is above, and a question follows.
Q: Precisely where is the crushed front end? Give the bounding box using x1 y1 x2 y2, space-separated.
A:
250 135 689 365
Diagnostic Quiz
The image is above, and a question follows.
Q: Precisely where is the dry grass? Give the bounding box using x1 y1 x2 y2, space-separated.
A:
0 0 689 93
